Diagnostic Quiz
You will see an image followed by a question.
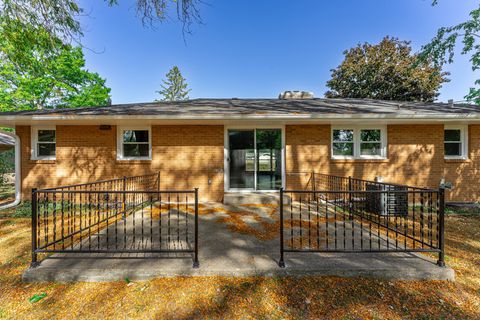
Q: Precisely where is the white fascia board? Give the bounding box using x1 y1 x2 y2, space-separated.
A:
2 112 480 125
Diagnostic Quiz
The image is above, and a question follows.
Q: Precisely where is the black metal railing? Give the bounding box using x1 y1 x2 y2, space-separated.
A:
31 173 199 268
312 172 432 193
279 173 445 268
40 172 161 193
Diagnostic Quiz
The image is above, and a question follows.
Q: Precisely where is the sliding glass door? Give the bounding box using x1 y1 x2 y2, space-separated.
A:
256 129 282 190
228 129 282 191
228 130 255 189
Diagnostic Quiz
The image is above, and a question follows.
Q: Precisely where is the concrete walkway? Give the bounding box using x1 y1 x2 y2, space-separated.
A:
23 202 454 282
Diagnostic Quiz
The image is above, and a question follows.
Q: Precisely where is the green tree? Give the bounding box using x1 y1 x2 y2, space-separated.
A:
420 2 480 104
325 37 448 102
0 19 111 111
156 66 191 101
0 0 202 43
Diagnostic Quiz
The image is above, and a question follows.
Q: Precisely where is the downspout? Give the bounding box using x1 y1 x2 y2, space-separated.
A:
0 130 21 209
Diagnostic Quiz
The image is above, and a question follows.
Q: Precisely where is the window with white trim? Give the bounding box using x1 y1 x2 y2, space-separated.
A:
444 125 468 159
360 129 382 156
117 126 151 160
332 129 354 157
32 127 56 160
332 127 386 159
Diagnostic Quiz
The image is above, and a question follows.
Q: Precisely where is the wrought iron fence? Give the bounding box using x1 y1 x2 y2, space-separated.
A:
31 172 199 268
312 172 432 192
279 173 445 268
40 172 160 193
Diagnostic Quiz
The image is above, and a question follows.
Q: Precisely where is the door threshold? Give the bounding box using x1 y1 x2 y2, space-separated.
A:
223 191 289 205
225 190 280 194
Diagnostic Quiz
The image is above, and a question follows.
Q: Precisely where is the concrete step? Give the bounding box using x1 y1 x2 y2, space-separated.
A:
223 192 290 205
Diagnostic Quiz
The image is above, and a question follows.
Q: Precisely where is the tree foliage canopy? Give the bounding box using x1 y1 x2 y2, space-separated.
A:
325 37 448 102
0 0 202 44
420 2 480 104
0 0 202 111
156 66 191 101
0 19 111 111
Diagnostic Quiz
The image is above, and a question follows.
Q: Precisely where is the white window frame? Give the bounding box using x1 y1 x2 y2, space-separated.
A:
331 126 387 160
117 126 152 160
444 125 468 160
31 126 56 160
224 125 286 192
331 128 355 159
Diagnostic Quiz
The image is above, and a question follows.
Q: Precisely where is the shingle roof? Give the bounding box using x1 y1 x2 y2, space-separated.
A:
1 98 479 118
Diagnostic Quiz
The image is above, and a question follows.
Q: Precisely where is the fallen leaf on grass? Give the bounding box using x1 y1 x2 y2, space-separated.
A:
1 213 479 319
29 293 47 303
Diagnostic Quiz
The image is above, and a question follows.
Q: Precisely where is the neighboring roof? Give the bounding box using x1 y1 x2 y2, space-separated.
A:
0 98 479 120
0 133 14 146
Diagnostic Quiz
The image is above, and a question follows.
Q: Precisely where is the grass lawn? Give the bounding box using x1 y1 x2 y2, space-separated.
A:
0 184 14 205
0 205 478 319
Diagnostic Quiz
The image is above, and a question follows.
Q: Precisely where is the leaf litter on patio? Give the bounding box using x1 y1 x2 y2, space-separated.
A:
0 208 479 319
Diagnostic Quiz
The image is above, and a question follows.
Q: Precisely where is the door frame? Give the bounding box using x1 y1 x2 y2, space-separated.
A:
224 125 285 192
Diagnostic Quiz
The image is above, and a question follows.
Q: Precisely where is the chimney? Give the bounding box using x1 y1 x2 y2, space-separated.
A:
279 91 315 100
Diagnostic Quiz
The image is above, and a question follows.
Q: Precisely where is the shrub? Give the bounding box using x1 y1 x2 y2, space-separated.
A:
12 201 31 218
0 149 14 186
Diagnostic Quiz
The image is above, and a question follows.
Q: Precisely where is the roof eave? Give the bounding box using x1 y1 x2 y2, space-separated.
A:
1 113 480 122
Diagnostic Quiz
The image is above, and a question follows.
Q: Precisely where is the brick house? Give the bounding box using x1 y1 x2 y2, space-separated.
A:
0 97 479 204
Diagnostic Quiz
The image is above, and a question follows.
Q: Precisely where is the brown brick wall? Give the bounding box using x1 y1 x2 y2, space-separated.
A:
286 124 479 202
17 125 224 202
152 125 224 201
444 125 480 201
16 123 480 203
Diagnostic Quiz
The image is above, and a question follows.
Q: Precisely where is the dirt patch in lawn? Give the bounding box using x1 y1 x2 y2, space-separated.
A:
0 208 479 319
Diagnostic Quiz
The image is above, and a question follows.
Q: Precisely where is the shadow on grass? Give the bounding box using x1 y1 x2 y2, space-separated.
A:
0 201 31 218
0 211 479 319
156 276 477 319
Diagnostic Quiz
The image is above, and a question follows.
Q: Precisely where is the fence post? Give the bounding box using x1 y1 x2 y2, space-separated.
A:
437 187 446 267
348 176 353 220
193 188 200 268
31 188 39 267
311 172 316 192
122 176 127 219
279 187 286 268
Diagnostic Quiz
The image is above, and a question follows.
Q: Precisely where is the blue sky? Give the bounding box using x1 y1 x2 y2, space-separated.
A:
78 0 478 104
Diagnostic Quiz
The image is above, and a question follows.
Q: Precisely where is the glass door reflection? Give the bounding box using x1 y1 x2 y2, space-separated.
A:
228 130 255 189
228 129 282 191
256 129 282 190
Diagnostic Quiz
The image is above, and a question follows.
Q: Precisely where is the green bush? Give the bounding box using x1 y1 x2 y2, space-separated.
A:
12 201 31 218
0 149 14 186
445 205 480 216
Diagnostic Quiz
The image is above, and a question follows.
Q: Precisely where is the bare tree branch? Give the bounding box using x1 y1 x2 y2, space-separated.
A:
135 0 203 35
0 0 204 44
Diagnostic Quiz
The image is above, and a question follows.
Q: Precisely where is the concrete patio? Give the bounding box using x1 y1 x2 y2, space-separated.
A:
23 202 455 282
